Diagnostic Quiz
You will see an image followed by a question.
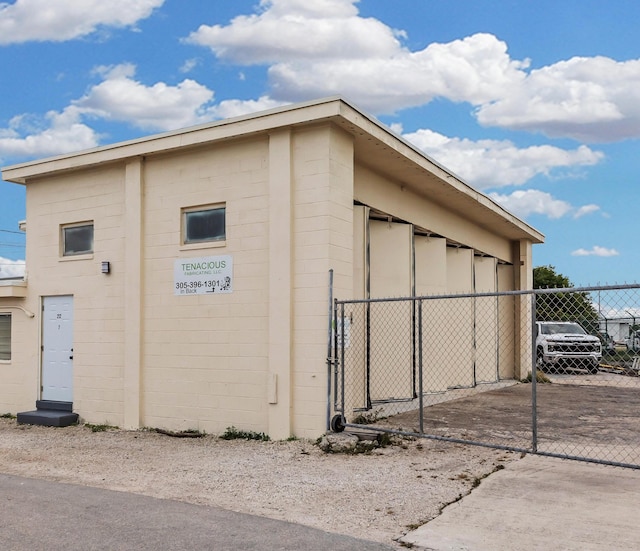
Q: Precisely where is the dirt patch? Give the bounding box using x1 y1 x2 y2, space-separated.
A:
378 378 640 465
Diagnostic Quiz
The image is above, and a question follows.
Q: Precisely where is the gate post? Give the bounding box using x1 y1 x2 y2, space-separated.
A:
531 292 538 453
326 269 333 431
418 299 424 434
340 302 346 420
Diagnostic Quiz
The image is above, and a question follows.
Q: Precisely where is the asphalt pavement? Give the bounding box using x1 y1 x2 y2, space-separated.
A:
0 473 394 551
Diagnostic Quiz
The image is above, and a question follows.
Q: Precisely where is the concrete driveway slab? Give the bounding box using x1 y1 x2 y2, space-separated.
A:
400 455 640 550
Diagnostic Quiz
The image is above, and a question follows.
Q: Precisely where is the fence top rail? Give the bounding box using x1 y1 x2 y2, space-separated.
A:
334 283 640 306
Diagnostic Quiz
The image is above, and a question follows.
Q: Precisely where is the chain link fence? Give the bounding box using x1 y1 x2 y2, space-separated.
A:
330 284 640 469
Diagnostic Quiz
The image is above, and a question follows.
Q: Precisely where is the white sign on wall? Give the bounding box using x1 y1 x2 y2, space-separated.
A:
174 255 233 295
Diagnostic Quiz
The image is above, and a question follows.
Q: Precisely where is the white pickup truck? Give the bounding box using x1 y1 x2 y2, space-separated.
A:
536 321 602 373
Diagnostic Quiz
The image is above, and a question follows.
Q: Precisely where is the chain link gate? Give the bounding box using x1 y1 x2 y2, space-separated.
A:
328 282 640 469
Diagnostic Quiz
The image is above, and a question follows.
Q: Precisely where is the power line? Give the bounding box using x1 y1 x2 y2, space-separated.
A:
0 229 25 235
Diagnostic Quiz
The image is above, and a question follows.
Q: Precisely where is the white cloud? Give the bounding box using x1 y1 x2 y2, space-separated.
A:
402 128 603 189
186 0 401 65
488 190 573 219
0 0 164 44
574 204 600 219
267 33 528 112
0 107 98 163
476 56 640 142
488 189 604 221
259 0 360 18
186 2 526 112
74 64 216 131
207 96 289 120
186 1 640 141
0 65 291 163
180 58 199 74
489 190 603 221
571 246 620 257
0 258 25 278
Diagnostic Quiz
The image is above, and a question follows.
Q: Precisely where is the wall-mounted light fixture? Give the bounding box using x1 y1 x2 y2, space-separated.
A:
101 261 111 274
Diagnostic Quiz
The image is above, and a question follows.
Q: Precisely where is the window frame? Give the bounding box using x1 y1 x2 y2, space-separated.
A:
0 313 11 362
181 204 226 246
61 221 94 257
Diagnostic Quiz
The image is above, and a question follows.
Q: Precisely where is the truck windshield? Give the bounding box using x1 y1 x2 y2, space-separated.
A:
540 323 586 335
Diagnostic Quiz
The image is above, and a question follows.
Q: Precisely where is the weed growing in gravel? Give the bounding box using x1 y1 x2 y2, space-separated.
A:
220 426 270 441
84 423 118 432
521 371 552 384
351 408 387 425
377 432 393 447
0 413 16 419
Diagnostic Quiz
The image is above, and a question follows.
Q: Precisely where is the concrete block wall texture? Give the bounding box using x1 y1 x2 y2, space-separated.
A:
0 298 35 413
22 167 127 425
290 125 354 439
141 138 271 434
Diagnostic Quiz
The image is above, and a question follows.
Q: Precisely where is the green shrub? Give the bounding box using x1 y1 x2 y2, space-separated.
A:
220 426 270 441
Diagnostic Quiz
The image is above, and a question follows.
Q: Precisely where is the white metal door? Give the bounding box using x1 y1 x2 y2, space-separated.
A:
42 295 74 402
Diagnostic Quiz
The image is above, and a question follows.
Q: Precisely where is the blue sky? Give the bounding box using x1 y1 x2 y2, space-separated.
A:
1 0 639 286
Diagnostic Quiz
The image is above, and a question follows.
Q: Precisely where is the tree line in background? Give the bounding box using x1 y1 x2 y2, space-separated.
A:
533 265 599 332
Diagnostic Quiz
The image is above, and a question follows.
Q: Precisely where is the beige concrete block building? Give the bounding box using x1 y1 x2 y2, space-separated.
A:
0 97 543 439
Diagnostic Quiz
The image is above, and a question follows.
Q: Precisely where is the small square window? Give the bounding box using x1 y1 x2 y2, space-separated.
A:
62 223 94 256
183 206 225 244
0 313 11 361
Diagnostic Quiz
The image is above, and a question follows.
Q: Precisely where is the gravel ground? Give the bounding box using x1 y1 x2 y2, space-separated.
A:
0 418 518 547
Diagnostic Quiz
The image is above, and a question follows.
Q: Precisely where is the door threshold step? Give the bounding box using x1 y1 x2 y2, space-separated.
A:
17 409 79 427
36 400 73 412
